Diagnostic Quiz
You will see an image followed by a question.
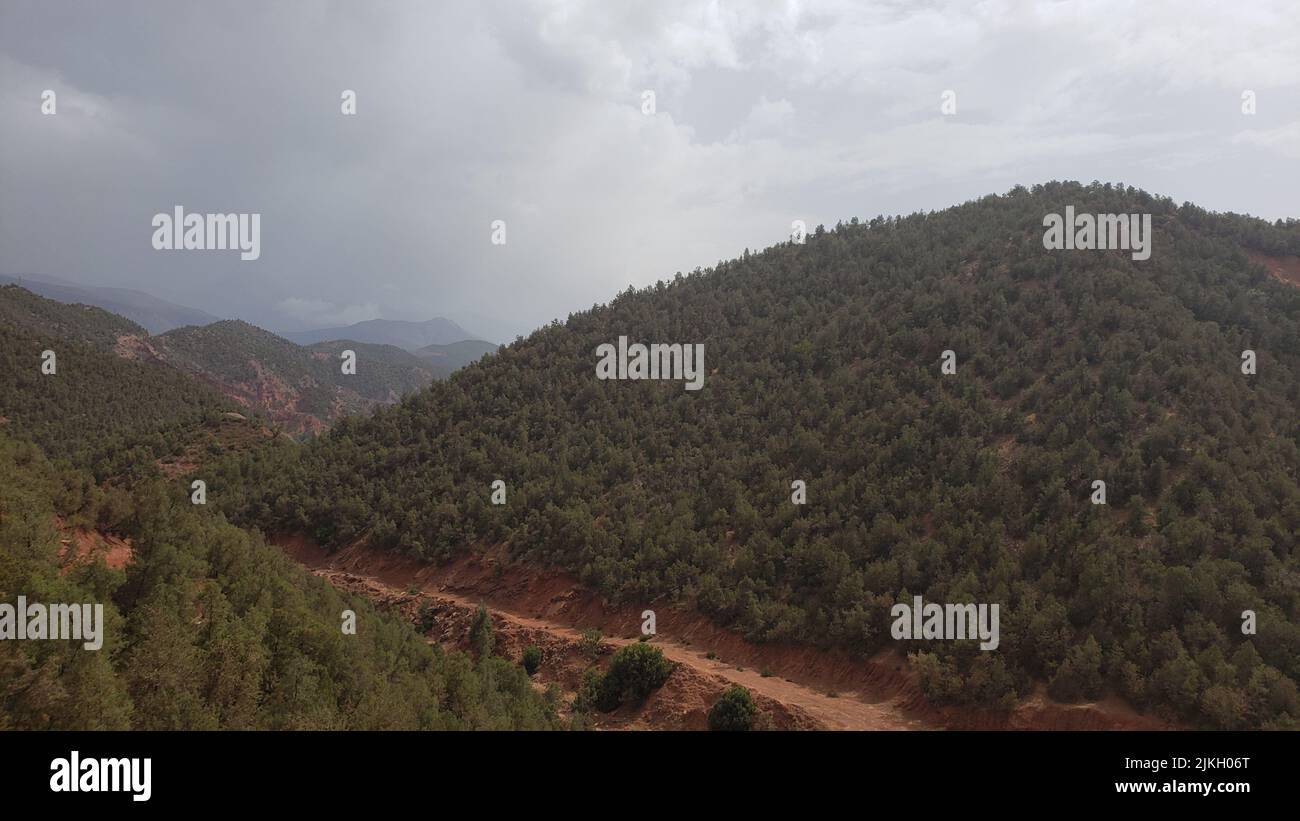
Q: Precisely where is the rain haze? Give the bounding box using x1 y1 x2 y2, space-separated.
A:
1 0 1298 340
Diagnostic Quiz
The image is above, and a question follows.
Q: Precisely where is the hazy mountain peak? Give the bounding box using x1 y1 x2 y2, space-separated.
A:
284 316 481 350
0 273 220 333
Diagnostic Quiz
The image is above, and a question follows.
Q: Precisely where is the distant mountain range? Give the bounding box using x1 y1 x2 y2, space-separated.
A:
0 273 510 349
135 320 440 435
284 317 482 349
441 311 520 345
0 275 501 432
0 273 220 333
0 283 498 437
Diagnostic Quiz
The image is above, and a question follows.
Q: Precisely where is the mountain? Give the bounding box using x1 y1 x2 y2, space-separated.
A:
0 421 558 731
0 288 557 731
211 183 1300 730
140 321 438 435
0 273 220 333
444 311 525 345
413 339 499 376
0 282 147 351
306 339 444 396
285 316 478 349
0 284 263 480
0 285 444 444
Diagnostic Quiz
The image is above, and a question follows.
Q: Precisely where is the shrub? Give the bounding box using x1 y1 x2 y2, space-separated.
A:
575 643 674 713
522 645 542 676
469 604 494 660
708 685 756 731
600 643 673 708
574 668 607 713
579 628 603 659
417 600 436 633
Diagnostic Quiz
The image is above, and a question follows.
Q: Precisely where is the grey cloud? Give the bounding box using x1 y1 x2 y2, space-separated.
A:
1 0 1297 340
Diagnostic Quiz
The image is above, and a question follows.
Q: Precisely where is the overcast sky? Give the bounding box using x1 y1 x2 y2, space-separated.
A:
1 0 1297 339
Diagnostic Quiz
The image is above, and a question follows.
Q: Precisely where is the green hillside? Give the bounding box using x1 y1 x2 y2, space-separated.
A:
210 182 1300 728
307 339 441 400
0 432 558 730
152 321 435 423
0 287 245 480
414 339 500 377
0 284 146 351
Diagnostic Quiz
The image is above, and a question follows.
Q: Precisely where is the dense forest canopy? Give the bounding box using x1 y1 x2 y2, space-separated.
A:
207 182 1300 728
0 288 560 731
152 320 435 408
0 287 249 480
0 284 147 352
0 287 447 478
0 431 557 730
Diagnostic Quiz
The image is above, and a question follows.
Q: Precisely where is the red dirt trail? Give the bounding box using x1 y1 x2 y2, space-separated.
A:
274 534 1170 731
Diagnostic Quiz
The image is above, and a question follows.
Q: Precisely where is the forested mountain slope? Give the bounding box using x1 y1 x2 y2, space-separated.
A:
414 339 500 377
0 286 443 443
0 288 556 730
305 339 440 401
210 182 1300 728
0 287 252 480
285 316 477 349
0 274 219 333
146 321 436 434
0 284 147 351
0 432 558 730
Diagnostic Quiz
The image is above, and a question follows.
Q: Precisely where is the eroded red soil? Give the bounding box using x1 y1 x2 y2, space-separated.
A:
1247 250 1300 288
55 521 133 571
274 534 1171 731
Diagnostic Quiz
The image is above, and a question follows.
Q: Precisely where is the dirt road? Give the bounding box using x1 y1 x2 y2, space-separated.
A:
418 577 922 730
281 535 923 729
276 534 1169 731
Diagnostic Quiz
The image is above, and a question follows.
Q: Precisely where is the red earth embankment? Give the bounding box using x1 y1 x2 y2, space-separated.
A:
275 534 1171 731
1247 250 1300 288
54 519 132 571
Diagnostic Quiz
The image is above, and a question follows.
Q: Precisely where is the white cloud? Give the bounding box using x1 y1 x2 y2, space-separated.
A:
1 1 1298 339
727 96 795 142
1232 121 1300 159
